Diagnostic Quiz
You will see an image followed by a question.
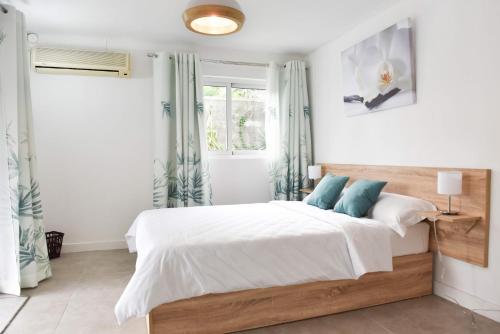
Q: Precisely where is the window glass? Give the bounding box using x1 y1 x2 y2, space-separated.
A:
231 87 266 151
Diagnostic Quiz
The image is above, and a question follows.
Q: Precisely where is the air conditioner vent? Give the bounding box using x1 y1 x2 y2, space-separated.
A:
31 47 130 78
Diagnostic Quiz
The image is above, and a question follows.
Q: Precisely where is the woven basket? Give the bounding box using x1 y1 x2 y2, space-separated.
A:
45 231 64 259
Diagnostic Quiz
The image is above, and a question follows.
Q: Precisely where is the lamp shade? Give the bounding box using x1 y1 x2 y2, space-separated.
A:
308 165 322 180
183 0 245 36
437 171 462 195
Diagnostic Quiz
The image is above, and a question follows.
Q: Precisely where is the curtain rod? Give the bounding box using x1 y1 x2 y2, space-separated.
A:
201 58 268 68
146 52 269 68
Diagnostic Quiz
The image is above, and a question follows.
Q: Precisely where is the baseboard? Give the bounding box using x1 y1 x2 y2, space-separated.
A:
61 240 128 253
434 280 500 323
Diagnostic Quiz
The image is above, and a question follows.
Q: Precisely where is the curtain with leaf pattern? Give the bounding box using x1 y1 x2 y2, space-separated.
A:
0 9 51 295
152 52 212 208
267 60 312 201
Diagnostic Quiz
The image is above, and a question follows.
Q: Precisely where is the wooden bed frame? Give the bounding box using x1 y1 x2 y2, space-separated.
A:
147 164 491 334
148 253 432 334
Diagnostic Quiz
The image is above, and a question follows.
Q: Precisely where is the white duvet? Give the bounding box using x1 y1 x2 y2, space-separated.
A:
115 201 393 324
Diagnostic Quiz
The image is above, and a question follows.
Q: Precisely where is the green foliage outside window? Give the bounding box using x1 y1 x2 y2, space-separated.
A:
203 85 266 152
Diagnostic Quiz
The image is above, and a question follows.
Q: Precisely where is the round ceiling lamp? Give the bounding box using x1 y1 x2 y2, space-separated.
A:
183 0 245 36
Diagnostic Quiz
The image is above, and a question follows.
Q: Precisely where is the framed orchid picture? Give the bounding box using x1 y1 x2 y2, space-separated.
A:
341 18 416 116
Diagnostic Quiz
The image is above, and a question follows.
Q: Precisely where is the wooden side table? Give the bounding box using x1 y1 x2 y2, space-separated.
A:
417 211 481 234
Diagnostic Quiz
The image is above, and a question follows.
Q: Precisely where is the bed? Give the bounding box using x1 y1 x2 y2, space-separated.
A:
115 164 490 334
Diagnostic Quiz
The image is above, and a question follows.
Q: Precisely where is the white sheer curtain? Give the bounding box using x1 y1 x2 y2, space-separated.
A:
0 8 51 295
266 60 312 201
265 62 281 168
0 5 19 296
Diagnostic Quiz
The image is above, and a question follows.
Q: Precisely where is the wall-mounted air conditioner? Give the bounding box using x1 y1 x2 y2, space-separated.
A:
31 47 130 78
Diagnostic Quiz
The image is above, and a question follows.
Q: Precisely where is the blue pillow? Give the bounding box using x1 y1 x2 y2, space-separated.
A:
306 173 349 210
333 179 387 218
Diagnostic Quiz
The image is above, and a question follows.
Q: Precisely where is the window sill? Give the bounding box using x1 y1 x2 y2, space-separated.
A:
208 154 268 160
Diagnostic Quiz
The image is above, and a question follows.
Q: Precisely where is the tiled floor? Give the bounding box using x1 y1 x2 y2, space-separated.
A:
0 295 27 332
6 250 145 334
5 250 500 334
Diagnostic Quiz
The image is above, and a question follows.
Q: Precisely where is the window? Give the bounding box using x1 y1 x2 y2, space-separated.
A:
203 81 266 154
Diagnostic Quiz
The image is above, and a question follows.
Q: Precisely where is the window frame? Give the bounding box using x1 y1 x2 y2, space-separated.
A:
202 77 267 157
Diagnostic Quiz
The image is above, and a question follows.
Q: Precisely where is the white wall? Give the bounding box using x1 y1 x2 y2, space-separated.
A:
307 0 500 321
210 157 271 205
30 35 294 252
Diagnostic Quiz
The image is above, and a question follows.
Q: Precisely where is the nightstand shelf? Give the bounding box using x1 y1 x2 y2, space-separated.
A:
417 211 481 233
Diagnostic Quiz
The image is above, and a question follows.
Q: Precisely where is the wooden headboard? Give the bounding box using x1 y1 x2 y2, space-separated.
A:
321 164 491 267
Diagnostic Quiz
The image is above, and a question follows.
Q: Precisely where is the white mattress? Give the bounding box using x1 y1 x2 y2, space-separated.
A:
391 222 429 257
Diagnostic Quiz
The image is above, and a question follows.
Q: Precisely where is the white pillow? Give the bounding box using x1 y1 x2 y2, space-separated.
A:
368 192 436 237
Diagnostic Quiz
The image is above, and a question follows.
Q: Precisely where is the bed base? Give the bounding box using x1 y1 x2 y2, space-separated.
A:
147 252 433 334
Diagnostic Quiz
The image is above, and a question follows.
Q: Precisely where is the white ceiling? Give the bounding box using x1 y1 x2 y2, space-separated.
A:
10 0 403 55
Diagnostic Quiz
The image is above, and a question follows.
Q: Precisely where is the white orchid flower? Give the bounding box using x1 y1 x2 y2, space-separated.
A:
348 23 411 105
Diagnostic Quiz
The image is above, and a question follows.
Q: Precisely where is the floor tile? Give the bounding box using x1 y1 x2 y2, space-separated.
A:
54 299 146 334
0 295 28 333
240 310 391 334
4 298 67 334
360 296 500 334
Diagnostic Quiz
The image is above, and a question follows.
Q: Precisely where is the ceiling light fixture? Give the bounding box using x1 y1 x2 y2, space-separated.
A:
183 0 245 36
